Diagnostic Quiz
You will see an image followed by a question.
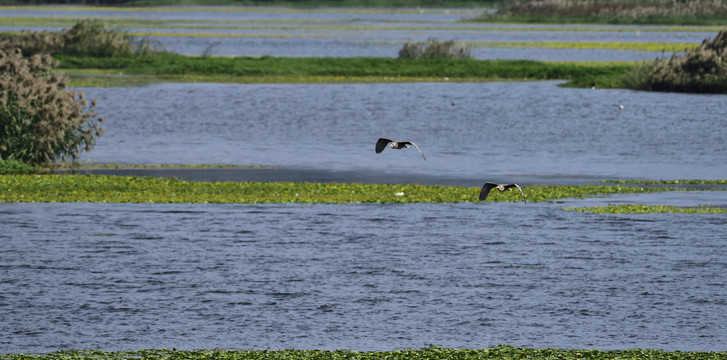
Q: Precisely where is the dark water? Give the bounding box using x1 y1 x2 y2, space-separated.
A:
2 199 727 353
81 81 727 182
0 6 716 61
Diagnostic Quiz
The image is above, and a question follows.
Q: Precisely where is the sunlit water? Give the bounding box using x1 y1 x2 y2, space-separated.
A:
80 81 727 183
0 6 717 61
2 200 726 353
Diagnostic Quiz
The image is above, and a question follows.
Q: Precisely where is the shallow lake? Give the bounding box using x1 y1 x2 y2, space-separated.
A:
79 81 727 184
0 6 718 61
2 6 727 354
2 198 726 353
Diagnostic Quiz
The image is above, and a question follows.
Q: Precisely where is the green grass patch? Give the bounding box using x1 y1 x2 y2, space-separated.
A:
2 346 725 360
0 174 700 204
55 54 634 88
0 159 37 174
566 204 727 214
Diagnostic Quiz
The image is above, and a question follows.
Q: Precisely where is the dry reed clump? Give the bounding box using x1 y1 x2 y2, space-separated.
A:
629 31 727 93
398 38 473 60
0 20 159 57
0 48 105 165
481 0 727 22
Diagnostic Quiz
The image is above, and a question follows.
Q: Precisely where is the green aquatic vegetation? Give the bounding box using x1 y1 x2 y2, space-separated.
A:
53 53 634 88
566 204 727 214
2 346 726 360
0 174 693 204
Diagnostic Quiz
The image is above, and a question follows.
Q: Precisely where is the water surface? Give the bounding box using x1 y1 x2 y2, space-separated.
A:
81 81 727 183
2 200 726 353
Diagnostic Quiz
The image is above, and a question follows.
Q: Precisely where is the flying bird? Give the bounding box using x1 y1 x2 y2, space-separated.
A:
479 182 527 203
375 138 426 160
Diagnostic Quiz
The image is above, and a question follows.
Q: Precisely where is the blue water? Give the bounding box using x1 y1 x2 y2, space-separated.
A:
80 81 727 182
2 200 726 353
2 6 727 354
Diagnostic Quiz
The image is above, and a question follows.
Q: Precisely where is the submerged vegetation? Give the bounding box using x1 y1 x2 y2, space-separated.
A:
2 346 727 360
0 174 715 204
474 0 727 25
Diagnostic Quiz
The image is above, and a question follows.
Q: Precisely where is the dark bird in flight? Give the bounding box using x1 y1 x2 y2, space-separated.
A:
479 182 527 203
375 138 426 160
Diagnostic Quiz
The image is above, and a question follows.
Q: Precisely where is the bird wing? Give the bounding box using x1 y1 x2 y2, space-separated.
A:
408 142 426 160
505 184 527 204
479 182 498 201
376 138 393 154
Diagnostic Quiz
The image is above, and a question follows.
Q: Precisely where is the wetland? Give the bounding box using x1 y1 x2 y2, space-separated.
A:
1 4 726 355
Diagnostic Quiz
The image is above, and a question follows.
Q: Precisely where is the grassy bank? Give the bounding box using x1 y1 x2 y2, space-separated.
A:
3 346 726 360
0 174 708 204
55 53 633 88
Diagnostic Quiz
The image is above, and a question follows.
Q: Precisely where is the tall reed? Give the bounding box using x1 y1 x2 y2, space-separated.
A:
398 38 473 60
0 48 105 165
625 30 727 93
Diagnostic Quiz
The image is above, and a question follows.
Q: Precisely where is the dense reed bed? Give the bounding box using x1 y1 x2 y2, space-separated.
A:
2 346 726 360
0 174 706 204
474 0 727 25
625 30 727 93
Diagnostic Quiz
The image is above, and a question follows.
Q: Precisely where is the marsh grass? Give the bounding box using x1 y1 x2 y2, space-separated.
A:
55 53 634 87
475 0 727 25
398 38 473 60
1 346 725 360
0 174 706 204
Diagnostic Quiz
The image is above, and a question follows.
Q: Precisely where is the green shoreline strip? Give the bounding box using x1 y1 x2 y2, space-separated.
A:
2 346 726 360
0 174 714 204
